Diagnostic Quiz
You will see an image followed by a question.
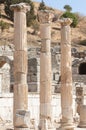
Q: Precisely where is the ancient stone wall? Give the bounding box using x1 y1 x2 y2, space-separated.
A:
0 45 86 93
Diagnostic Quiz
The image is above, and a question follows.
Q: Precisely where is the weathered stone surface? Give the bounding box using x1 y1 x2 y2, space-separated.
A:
38 10 53 130
15 128 29 130
15 73 27 84
40 25 51 40
10 3 30 12
60 18 74 128
14 84 28 111
14 51 27 74
38 10 52 23
76 87 84 114
12 3 30 130
78 105 86 128
15 109 30 128
10 3 30 51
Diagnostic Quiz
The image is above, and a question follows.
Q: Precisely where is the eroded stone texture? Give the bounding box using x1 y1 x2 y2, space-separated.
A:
78 105 86 128
59 18 74 128
76 87 84 114
15 110 30 128
14 51 27 74
11 3 30 130
38 10 53 130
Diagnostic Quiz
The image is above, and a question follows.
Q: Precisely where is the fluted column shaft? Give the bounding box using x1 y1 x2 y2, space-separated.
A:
38 10 52 130
60 18 74 128
10 3 30 130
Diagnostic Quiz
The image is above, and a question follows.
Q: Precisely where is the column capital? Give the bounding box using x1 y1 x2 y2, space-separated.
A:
10 3 30 13
38 10 52 24
59 18 72 26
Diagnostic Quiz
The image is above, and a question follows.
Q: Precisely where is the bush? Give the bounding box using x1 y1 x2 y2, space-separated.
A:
78 40 86 46
4 0 36 26
61 11 78 28
0 20 9 31
38 0 46 11
64 5 72 12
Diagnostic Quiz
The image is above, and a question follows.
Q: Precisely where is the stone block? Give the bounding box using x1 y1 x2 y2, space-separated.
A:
78 105 86 128
14 51 27 73
40 24 51 39
31 75 37 82
14 84 28 110
15 109 30 128
28 83 37 92
55 74 59 81
14 73 27 84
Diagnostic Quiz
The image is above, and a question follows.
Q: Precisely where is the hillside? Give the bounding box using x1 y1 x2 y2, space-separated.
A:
0 2 86 51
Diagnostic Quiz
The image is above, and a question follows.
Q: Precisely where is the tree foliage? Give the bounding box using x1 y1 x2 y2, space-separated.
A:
62 12 78 28
62 5 78 28
0 20 9 32
4 0 36 26
64 5 72 12
38 0 46 10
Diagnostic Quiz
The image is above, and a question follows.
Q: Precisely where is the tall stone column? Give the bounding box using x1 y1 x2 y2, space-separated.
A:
59 18 74 129
10 3 30 130
38 10 52 130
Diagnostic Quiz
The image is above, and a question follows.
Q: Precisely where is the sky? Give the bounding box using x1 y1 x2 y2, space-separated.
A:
33 0 86 16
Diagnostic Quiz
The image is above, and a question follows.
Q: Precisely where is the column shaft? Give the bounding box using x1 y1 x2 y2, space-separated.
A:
38 10 52 130
10 3 30 130
60 19 74 128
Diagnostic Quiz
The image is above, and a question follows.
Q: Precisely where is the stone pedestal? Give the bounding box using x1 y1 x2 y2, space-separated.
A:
76 87 84 114
59 18 74 129
10 3 30 130
78 105 86 128
38 10 53 130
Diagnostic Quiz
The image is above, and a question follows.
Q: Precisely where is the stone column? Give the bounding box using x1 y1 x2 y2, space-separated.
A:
10 3 30 130
76 87 84 114
78 105 86 128
38 10 52 130
59 18 74 129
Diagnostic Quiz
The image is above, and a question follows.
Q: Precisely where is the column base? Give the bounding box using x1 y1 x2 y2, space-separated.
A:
39 120 54 130
56 122 75 130
61 123 75 128
78 122 86 128
14 128 29 130
57 128 74 130
78 105 86 128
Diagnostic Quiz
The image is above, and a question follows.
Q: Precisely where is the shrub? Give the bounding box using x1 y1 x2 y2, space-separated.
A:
78 40 86 46
64 5 72 12
0 20 9 31
38 0 46 11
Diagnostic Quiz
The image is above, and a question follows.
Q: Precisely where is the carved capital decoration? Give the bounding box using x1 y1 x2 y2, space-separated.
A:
59 18 72 26
38 10 52 24
10 3 30 13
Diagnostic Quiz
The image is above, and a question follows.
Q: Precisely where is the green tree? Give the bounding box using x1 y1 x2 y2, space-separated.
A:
38 0 46 10
0 20 9 32
4 0 36 26
64 5 72 12
62 5 78 28
61 12 78 28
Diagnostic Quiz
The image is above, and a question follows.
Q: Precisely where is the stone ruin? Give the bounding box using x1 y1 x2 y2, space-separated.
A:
0 2 86 130
0 46 86 94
